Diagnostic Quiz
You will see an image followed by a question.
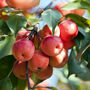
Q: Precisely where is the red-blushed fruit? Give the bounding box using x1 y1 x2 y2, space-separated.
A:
7 0 40 10
59 20 78 41
28 50 49 72
41 36 63 56
38 25 52 38
0 0 8 8
13 61 33 79
54 1 74 16
36 66 53 80
74 9 85 16
62 39 75 50
38 25 60 38
12 39 35 62
49 48 68 68
16 29 30 41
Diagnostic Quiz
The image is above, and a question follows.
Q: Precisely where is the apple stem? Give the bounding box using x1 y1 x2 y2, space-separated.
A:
26 61 31 90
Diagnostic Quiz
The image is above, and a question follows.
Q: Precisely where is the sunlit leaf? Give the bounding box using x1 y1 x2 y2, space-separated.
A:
41 9 62 35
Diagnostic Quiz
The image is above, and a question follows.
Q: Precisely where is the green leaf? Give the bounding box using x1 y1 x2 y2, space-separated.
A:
41 9 62 35
6 14 27 35
77 68 90 81
0 55 16 80
61 1 90 10
68 49 87 77
82 47 90 69
0 77 12 90
75 27 90 51
65 14 90 28
16 79 27 90
9 73 18 88
0 36 15 59
0 18 11 35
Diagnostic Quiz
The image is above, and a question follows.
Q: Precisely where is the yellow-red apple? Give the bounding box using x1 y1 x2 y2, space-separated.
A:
49 48 68 68
12 39 35 62
28 50 49 71
41 36 63 56
36 66 53 80
16 29 30 41
13 61 33 79
7 0 40 10
59 20 78 41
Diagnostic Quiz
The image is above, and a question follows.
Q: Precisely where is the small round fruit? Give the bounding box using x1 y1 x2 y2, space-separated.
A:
7 0 40 10
54 1 74 16
13 61 33 79
41 36 63 56
28 50 49 72
16 29 30 41
59 20 78 41
62 39 75 50
12 39 35 62
38 25 60 38
38 25 52 38
36 66 53 80
0 0 8 8
49 48 68 68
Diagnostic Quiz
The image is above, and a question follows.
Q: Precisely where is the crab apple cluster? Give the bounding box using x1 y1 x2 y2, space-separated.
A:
12 19 78 81
54 1 85 16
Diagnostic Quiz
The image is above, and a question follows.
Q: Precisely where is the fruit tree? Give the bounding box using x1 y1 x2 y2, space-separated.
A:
0 0 90 90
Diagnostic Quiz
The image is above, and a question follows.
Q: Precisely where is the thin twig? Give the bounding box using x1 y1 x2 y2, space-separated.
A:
26 61 31 90
76 43 90 61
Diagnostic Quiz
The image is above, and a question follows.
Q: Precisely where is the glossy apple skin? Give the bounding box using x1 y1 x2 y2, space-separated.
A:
36 66 53 80
7 0 40 10
16 29 30 41
54 1 74 16
49 48 68 68
59 20 78 41
38 25 60 38
62 39 75 50
41 36 63 56
13 61 33 79
0 0 8 8
38 25 52 38
28 50 49 72
12 39 35 62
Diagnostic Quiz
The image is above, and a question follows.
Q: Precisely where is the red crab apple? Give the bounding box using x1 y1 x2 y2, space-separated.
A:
38 25 52 38
36 66 53 80
13 61 33 79
7 0 40 10
28 50 49 72
12 39 35 62
59 20 78 41
38 25 60 38
62 39 75 50
54 1 74 16
16 29 30 41
41 36 63 56
49 48 68 68
0 0 8 8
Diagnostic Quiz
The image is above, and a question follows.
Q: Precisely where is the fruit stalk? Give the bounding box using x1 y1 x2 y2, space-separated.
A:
26 61 31 90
